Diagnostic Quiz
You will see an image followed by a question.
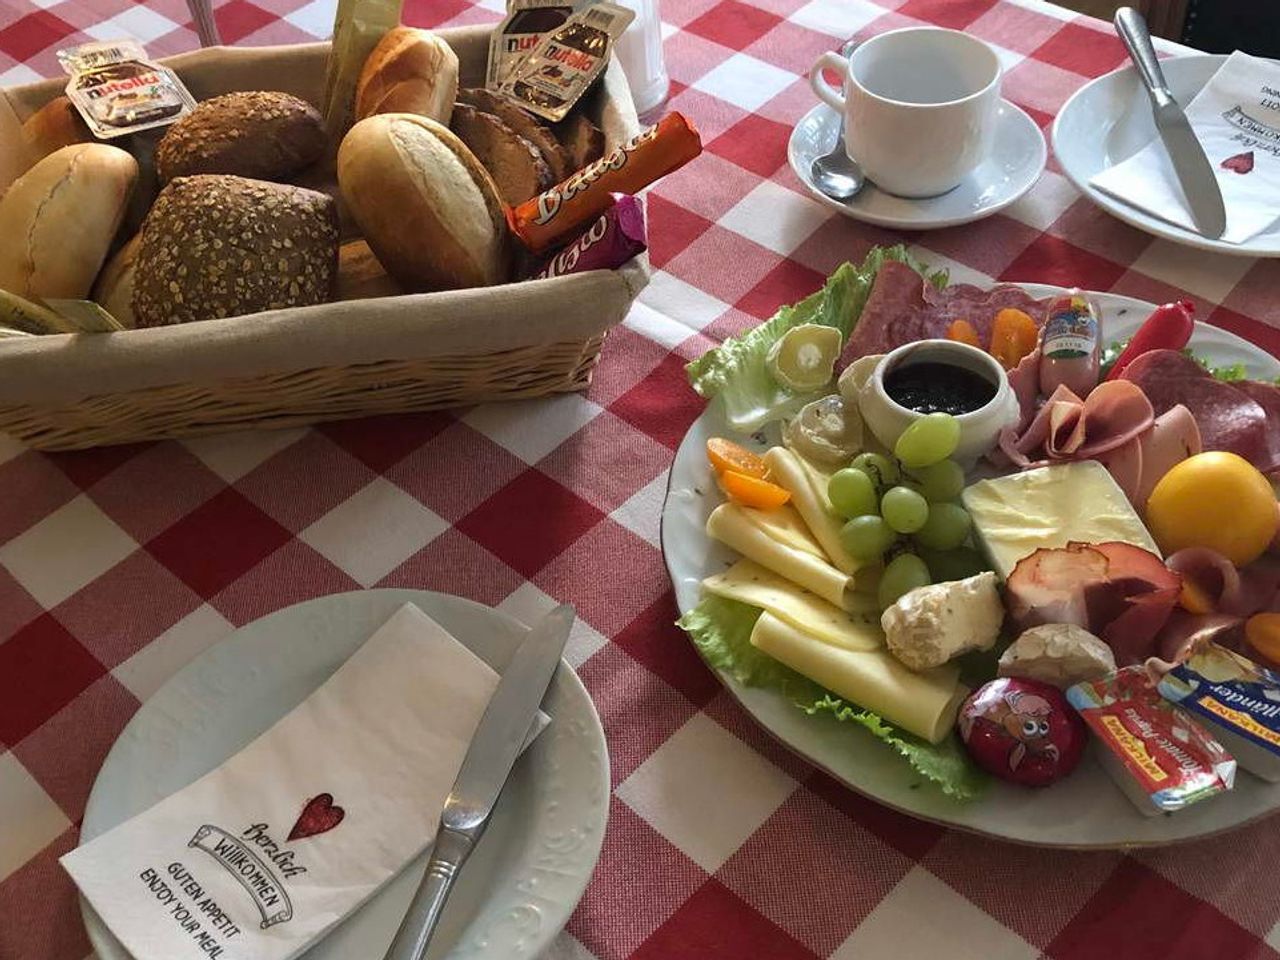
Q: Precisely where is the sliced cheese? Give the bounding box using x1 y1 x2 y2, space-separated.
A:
764 447 859 575
750 612 967 743
707 502 853 609
703 560 881 651
739 502 827 560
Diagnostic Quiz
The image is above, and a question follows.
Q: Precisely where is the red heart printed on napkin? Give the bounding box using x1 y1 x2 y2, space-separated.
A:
1221 151 1254 174
288 793 345 840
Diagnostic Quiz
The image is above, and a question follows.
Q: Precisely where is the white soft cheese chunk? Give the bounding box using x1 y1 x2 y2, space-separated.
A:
998 623 1116 689
880 572 1004 671
961 461 1160 580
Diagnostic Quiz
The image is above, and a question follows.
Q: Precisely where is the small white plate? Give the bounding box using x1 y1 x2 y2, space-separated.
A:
662 287 1280 849
788 100 1046 229
79 589 609 960
1053 54 1280 257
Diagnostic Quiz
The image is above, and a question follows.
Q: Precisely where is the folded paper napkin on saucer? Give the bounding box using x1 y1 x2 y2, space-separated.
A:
1090 51 1280 243
62 603 547 960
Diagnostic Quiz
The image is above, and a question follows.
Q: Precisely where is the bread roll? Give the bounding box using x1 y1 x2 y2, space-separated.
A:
20 96 92 166
355 27 458 124
555 113 606 171
456 87 570 181
133 175 339 327
0 143 138 300
154 91 326 184
335 240 404 300
450 104 553 205
93 233 141 327
337 114 508 291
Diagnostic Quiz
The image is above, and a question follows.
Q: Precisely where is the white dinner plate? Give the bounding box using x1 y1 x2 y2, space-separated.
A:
79 589 609 959
662 287 1280 848
1053 54 1280 257
788 100 1046 229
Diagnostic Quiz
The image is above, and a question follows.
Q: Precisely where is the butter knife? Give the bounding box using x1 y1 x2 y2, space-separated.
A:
1114 6 1226 239
382 604 575 960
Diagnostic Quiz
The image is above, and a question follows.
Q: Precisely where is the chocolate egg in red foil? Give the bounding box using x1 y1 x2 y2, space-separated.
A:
957 677 1085 786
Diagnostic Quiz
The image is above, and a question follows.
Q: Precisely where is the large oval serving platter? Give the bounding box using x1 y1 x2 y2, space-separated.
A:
81 589 609 959
662 287 1280 848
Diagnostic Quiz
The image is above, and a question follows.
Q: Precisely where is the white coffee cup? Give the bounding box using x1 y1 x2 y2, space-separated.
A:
809 27 1001 198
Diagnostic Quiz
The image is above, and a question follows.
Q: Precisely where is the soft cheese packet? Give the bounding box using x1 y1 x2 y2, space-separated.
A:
62 604 546 960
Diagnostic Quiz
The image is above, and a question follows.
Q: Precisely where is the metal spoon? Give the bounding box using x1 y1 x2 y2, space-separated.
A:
810 41 864 201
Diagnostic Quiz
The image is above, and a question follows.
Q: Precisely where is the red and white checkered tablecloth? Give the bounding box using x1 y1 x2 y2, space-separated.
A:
3 0 1280 958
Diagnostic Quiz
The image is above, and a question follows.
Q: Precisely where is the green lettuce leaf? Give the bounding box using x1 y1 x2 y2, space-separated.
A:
677 595 988 802
684 245 947 432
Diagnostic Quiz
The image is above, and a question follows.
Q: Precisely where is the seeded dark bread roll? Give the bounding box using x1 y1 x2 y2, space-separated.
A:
133 175 339 327
153 92 326 184
449 104 553 205
337 114 508 291
455 87 570 181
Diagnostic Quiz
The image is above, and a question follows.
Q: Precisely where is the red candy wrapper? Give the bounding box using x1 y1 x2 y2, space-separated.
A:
526 194 646 280
508 112 701 254
958 677 1086 787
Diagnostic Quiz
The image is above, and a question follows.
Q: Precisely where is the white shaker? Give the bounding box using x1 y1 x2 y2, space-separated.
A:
611 0 669 117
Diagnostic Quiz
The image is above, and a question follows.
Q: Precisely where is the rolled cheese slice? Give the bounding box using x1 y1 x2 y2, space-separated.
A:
750 612 967 743
763 447 859 575
707 502 852 609
703 560 880 650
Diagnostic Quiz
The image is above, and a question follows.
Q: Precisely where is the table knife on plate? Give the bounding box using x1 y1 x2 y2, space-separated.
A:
382 604 575 960
1113 6 1226 239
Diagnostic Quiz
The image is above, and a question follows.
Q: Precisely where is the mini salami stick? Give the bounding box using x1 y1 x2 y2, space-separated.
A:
508 112 701 254
526 193 647 279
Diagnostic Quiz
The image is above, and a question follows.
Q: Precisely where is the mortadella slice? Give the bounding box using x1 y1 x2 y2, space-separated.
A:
1133 403 1201 506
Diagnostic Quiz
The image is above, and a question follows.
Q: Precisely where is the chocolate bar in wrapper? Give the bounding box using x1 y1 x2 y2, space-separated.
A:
509 112 701 254
527 194 646 279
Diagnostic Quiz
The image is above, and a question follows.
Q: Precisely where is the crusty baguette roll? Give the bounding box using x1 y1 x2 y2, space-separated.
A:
92 233 141 328
456 87 570 181
0 143 138 301
337 113 508 291
20 96 92 167
133 175 339 327
154 91 326 184
355 27 458 124
450 104 553 205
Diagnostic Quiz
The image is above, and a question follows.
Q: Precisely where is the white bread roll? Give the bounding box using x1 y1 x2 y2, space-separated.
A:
92 233 141 328
337 113 508 291
0 143 138 300
355 27 458 124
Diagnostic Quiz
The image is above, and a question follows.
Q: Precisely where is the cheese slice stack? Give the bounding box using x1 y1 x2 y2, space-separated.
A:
706 502 853 609
762 447 861 576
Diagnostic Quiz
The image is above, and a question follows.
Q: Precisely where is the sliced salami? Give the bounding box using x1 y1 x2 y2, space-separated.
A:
1119 349 1272 470
841 261 1053 362
1234 380 1280 473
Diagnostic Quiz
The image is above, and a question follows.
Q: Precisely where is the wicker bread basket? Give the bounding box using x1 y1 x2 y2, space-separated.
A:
0 28 648 450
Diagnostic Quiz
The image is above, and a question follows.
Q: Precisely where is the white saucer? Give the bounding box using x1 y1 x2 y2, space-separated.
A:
1053 54 1280 257
787 99 1046 229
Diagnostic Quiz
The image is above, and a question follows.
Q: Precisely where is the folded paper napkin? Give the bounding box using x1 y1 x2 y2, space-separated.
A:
62 603 546 960
1090 51 1280 244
